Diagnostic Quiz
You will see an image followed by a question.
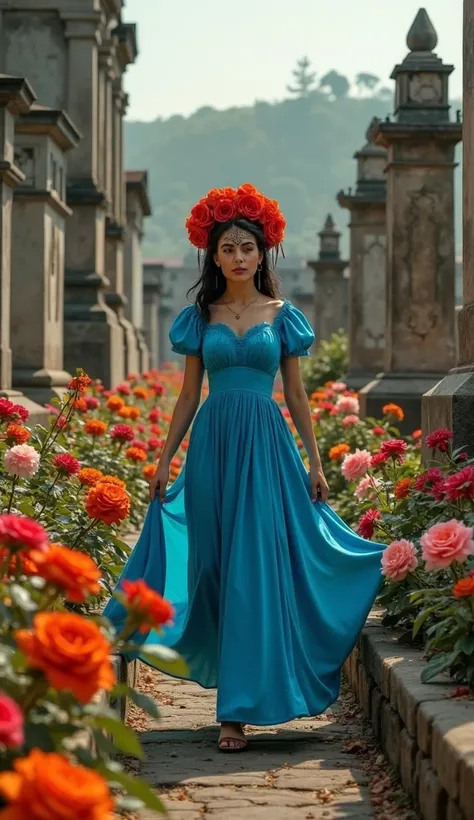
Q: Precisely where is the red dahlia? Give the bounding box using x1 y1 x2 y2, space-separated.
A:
425 428 453 452
110 424 134 443
52 453 81 476
444 466 474 502
379 439 407 461
357 509 381 539
371 452 390 469
414 468 443 492
0 515 48 553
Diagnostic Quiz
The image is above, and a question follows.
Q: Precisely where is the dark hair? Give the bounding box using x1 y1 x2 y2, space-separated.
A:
187 218 281 321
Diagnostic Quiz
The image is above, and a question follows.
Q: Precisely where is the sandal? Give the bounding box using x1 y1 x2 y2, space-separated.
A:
218 723 248 753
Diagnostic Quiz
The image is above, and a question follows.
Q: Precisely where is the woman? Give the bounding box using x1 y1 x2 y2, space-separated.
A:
104 184 385 752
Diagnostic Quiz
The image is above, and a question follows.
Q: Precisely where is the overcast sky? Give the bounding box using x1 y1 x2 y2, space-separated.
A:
122 0 463 121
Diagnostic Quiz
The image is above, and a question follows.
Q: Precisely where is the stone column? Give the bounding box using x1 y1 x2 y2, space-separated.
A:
422 0 474 455
337 121 387 390
125 170 152 372
359 9 462 433
307 215 348 342
0 75 48 424
60 10 123 389
143 263 162 368
11 105 80 405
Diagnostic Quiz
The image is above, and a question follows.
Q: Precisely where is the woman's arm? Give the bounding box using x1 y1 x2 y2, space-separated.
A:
280 356 329 501
150 355 204 500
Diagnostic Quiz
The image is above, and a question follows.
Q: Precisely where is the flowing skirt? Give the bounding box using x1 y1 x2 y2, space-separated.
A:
104 390 385 725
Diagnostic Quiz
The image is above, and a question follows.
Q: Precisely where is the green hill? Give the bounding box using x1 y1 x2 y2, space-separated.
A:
124 89 462 260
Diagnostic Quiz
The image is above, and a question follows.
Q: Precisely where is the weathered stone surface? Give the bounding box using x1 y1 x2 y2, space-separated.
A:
400 728 417 797
417 756 447 820
380 699 401 771
370 687 382 741
389 661 452 738
459 745 474 820
431 702 474 801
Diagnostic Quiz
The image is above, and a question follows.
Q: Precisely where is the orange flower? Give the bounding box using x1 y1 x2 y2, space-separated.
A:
101 474 126 489
68 374 92 393
106 395 125 412
84 419 108 437
85 482 131 525
311 391 327 402
74 398 88 413
78 467 104 486
125 446 147 463
143 464 157 480
127 406 141 420
30 544 101 603
5 424 31 445
117 405 132 419
0 548 38 577
0 748 114 820
132 386 149 400
394 477 413 500
382 403 404 422
453 578 474 598
15 612 114 703
329 443 351 461
122 579 174 633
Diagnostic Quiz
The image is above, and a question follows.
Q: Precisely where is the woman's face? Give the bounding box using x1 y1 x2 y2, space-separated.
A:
214 226 263 284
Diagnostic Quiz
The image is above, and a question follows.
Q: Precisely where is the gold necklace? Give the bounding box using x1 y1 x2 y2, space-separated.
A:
223 294 260 320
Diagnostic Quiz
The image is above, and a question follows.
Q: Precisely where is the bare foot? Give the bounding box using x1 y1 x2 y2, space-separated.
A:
218 722 247 752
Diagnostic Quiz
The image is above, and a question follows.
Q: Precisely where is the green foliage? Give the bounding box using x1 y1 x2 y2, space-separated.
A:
300 330 348 394
287 57 317 97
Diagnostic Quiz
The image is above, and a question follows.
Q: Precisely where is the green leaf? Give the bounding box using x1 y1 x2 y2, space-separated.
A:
98 765 165 814
421 652 458 683
111 684 160 719
91 716 144 759
455 634 474 655
17 501 36 517
412 606 437 638
140 644 189 678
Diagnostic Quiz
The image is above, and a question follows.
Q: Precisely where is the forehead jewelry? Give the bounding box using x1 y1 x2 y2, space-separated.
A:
221 226 254 245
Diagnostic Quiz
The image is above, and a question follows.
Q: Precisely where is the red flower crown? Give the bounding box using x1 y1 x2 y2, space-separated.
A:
185 183 286 250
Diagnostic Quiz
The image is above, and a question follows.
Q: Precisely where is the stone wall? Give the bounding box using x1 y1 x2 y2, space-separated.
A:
345 612 474 820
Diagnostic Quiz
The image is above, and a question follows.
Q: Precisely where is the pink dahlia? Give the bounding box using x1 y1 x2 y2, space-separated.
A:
4 444 40 479
354 476 380 501
358 509 381 539
420 520 474 571
342 414 360 427
0 514 48 552
381 539 418 581
341 449 372 481
332 381 347 392
131 439 148 451
425 428 453 453
116 382 131 396
52 453 81 476
336 396 360 415
0 693 24 747
84 396 100 410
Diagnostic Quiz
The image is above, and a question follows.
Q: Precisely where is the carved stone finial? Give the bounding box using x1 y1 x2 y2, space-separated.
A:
406 8 438 53
323 214 335 231
365 117 381 143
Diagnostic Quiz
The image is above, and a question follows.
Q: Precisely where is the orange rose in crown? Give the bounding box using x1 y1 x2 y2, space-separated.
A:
185 183 286 250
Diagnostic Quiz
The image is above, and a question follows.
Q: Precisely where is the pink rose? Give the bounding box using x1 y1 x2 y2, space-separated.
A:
341 448 372 481
336 396 360 415
420 520 474 571
342 414 360 427
3 444 40 479
354 476 380 500
381 540 418 581
0 693 24 747
332 381 347 392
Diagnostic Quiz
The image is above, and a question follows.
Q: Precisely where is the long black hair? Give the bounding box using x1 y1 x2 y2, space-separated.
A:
187 218 281 322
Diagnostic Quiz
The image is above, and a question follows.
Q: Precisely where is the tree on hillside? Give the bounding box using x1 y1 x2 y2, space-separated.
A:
355 72 380 95
287 57 317 97
319 70 350 100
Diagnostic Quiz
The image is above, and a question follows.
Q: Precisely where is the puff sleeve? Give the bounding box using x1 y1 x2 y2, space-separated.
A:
279 303 315 358
169 305 204 357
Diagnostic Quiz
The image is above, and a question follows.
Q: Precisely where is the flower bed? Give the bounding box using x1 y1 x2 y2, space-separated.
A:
0 368 190 818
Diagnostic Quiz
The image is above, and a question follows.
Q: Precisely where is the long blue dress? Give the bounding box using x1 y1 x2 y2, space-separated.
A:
104 300 385 726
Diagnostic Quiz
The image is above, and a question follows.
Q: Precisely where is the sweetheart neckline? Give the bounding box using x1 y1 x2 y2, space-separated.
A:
205 301 289 341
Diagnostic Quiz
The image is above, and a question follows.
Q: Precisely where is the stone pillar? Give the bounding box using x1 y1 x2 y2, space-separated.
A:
307 215 348 342
125 170 152 372
143 263 162 368
0 75 48 424
359 9 462 433
337 121 387 390
11 105 80 405
60 10 124 389
422 0 474 455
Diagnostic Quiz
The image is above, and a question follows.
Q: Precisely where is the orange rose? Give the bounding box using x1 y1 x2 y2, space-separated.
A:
0 548 38 577
132 386 149 400
236 183 259 196
101 474 126 489
15 612 114 703
5 424 31 445
106 395 125 412
382 403 404 422
453 577 474 598
125 446 147 463
84 419 108 437
122 579 174 633
205 187 235 206
235 192 264 221
214 197 237 223
329 443 351 461
265 215 286 247
30 543 101 603
188 201 213 228
394 477 413 500
85 482 130 525
143 464 157 480
185 223 208 249
0 748 114 820
78 467 104 486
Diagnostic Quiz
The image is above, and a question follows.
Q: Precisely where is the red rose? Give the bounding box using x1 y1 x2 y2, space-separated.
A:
261 198 280 223
379 439 407 461
186 223 208 249
0 515 48 553
444 466 474 501
358 509 381 539
372 426 385 436
213 197 237 222
235 193 264 221
425 427 453 452
371 452 390 469
189 202 213 228
236 183 259 196
265 216 286 247
0 693 24 747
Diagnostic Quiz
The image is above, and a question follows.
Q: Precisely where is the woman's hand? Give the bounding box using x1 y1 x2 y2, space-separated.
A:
149 460 170 503
310 464 329 503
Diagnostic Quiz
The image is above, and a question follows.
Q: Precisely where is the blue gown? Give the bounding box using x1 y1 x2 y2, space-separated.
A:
104 300 385 726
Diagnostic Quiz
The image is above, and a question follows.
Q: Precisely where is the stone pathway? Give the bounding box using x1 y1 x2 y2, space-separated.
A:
125 667 418 820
